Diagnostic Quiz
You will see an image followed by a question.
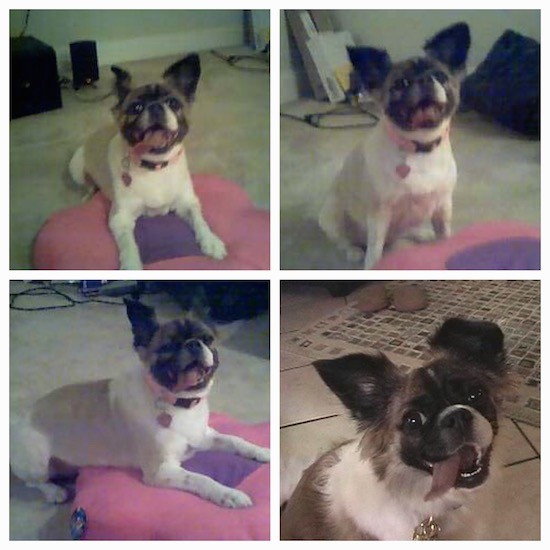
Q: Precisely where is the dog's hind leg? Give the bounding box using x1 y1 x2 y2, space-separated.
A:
10 419 69 503
318 195 364 262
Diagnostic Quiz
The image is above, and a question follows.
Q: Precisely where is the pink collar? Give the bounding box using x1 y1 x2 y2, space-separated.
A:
385 120 450 154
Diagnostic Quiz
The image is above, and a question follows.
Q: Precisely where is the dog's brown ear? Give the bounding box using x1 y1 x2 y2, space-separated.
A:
313 353 402 425
124 299 158 350
111 65 132 104
429 317 505 368
163 53 201 102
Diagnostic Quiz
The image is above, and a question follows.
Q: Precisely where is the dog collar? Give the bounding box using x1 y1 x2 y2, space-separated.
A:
144 371 210 427
385 120 449 154
385 121 450 179
121 147 184 186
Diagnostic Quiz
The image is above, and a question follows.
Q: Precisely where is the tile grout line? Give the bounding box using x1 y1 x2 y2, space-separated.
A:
511 419 541 457
281 413 342 430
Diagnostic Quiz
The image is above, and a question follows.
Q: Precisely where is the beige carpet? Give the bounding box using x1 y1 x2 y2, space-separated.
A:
9 49 269 269
280 100 540 269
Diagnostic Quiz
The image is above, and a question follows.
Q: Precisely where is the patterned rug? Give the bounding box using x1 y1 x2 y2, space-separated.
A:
282 280 540 427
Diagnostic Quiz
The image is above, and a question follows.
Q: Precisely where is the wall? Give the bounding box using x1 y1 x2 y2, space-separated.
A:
10 9 245 72
281 9 540 103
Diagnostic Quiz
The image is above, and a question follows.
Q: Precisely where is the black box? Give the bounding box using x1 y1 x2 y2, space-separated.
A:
10 36 63 119
70 41 99 90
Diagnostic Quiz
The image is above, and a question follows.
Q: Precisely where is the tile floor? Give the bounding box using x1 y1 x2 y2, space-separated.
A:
280 282 540 540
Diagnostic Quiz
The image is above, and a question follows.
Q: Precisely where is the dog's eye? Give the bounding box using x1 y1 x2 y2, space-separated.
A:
466 386 485 404
166 97 182 111
402 411 427 431
127 101 144 116
393 78 411 91
201 334 214 346
432 70 449 84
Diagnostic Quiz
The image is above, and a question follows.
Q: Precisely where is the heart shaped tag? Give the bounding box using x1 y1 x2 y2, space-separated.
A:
396 163 411 179
157 412 172 428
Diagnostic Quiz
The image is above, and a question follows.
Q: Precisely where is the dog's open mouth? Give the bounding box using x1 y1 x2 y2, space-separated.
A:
409 103 445 129
424 444 490 500
390 101 446 131
133 126 178 155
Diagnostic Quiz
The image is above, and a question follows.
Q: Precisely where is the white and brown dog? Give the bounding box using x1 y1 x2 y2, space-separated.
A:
69 54 226 270
319 23 471 269
281 318 509 539
10 299 269 508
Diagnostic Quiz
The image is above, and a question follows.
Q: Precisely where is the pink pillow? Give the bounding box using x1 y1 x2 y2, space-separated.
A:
374 221 540 270
33 175 269 270
70 413 270 540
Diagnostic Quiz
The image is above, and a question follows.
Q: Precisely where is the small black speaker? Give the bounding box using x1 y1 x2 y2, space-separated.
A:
70 40 99 90
10 36 62 119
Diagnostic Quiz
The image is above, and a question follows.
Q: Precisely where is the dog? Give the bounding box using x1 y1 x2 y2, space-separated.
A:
69 53 226 270
319 23 471 269
10 299 269 508
280 317 509 539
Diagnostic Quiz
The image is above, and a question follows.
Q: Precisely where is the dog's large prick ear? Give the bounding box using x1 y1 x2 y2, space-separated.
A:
163 53 201 102
111 66 132 103
429 317 505 367
347 46 392 92
423 22 471 73
313 353 402 424
124 299 158 349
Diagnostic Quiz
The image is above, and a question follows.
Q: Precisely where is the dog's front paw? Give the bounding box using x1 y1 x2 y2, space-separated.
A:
119 252 143 270
251 446 270 463
199 233 227 260
219 488 253 508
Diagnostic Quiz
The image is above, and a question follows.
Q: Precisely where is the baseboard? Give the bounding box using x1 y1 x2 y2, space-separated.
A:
55 25 244 75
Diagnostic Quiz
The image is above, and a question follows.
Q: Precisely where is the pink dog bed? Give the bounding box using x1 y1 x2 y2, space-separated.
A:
33 175 269 270
70 413 270 540
374 221 540 270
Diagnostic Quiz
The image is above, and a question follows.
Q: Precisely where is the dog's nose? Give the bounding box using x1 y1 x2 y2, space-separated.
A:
439 407 472 434
185 339 203 357
148 102 166 121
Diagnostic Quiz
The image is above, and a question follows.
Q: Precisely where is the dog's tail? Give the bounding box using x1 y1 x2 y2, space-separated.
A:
68 146 86 187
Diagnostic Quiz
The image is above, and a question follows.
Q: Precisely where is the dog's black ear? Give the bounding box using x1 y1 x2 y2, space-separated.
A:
423 22 471 73
124 299 158 349
111 66 132 103
163 53 201 102
347 46 392 92
313 353 402 424
429 317 505 367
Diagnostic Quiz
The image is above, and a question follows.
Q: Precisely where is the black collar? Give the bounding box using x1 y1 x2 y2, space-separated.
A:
412 136 443 153
140 158 170 171
173 397 201 409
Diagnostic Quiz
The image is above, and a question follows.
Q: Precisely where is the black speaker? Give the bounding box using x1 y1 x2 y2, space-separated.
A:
70 40 99 90
10 36 63 119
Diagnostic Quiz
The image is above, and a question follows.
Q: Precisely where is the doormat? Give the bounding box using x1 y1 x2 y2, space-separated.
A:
282 280 540 427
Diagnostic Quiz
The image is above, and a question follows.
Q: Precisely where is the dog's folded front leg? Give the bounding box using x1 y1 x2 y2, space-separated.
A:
203 427 271 462
174 199 227 260
109 207 143 270
145 462 253 508
364 211 391 269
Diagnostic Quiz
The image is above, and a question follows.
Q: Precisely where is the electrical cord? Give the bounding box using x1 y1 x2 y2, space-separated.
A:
10 283 125 312
281 102 379 130
210 49 269 73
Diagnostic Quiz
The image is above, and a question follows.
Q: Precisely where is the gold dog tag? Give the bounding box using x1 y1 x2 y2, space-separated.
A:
412 516 441 540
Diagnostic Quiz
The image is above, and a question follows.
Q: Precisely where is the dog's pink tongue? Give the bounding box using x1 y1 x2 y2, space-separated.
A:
424 453 462 501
